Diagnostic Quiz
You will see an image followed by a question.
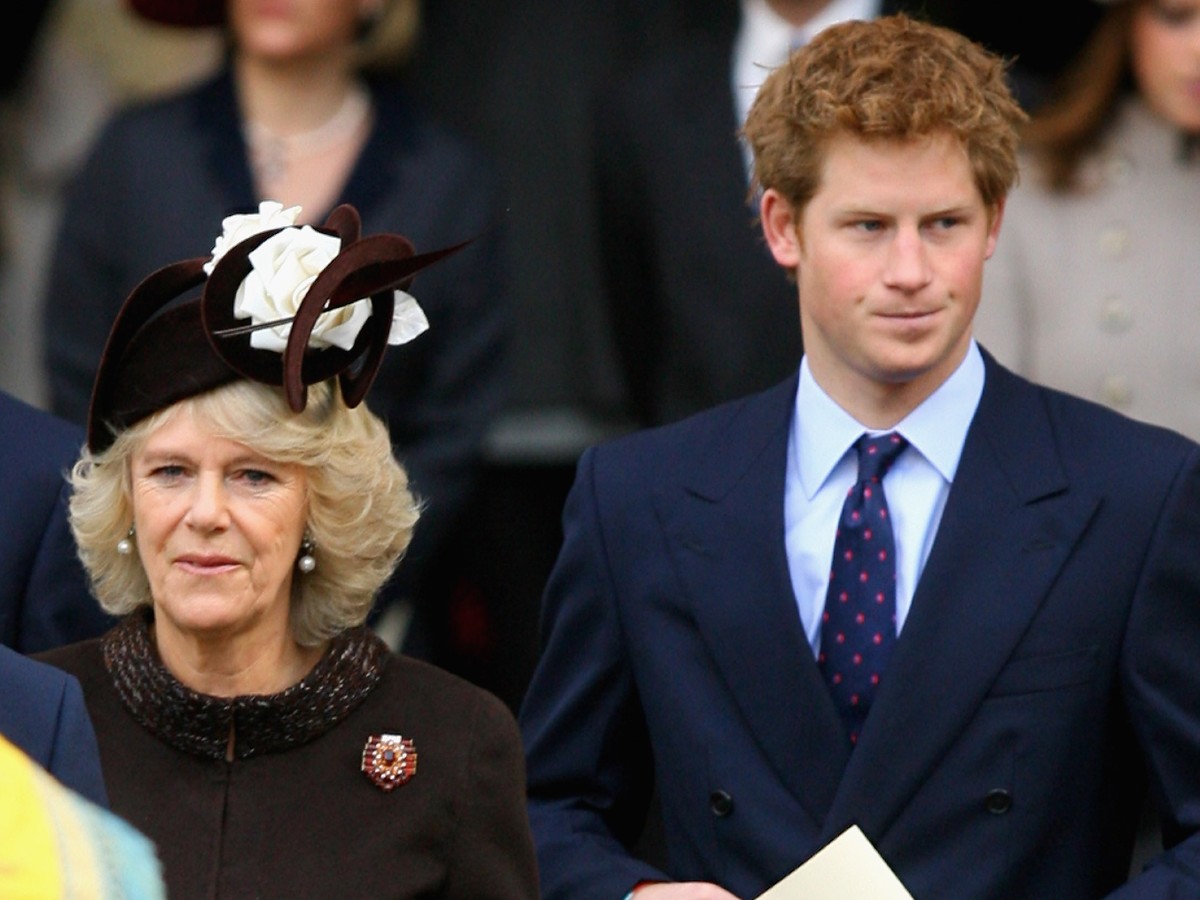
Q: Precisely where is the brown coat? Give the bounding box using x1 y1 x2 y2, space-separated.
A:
38 617 539 899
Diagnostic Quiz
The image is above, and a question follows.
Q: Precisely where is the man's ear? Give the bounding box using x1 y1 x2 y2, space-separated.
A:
760 188 802 269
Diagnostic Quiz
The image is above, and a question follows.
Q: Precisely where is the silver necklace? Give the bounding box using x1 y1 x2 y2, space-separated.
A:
244 85 370 187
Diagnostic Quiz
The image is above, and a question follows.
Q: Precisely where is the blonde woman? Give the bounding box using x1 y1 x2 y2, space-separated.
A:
38 202 537 900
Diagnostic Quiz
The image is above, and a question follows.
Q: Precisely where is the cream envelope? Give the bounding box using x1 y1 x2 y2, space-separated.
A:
755 825 914 900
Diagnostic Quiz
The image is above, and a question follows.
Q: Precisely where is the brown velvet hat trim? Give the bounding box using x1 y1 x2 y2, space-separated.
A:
87 203 470 454
126 0 224 28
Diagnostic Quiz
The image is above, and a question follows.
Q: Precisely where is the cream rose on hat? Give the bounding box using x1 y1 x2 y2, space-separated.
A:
204 200 303 269
204 201 429 353
89 199 469 453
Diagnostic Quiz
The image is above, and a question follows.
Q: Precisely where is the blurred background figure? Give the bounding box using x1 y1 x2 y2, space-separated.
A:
0 0 219 408
593 0 822 432
0 732 164 899
37 0 509 667
975 0 1200 439
0 389 117 652
397 0 693 709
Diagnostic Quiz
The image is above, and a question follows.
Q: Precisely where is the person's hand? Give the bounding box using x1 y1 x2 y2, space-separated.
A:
632 883 741 899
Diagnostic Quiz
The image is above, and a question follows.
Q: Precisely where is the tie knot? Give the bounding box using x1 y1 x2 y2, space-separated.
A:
854 432 907 483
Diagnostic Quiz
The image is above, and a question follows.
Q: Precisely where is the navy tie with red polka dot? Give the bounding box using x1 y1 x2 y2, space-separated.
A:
819 432 908 745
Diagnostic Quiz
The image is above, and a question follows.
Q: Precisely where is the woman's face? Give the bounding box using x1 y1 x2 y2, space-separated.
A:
1131 0 1200 132
129 408 309 646
228 0 378 61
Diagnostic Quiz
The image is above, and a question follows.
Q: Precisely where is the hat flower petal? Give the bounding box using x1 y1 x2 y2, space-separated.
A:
204 200 302 275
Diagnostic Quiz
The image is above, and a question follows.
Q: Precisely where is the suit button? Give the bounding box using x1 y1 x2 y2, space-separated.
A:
1098 225 1129 258
1098 296 1132 333
1104 152 1134 187
710 790 734 817
984 789 1012 815
1099 374 1133 409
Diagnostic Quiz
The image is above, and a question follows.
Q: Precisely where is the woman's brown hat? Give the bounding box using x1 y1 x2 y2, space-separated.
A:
127 0 224 28
87 202 469 454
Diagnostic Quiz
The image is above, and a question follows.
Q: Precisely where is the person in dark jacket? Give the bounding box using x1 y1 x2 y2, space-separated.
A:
0 642 107 806
38 199 538 899
0 389 116 652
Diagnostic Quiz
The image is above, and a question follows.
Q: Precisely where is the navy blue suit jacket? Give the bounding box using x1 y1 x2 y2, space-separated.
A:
0 391 115 652
520 351 1200 899
0 643 107 806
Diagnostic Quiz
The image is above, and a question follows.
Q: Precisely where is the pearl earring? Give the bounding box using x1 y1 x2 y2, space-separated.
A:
297 534 316 574
117 525 135 556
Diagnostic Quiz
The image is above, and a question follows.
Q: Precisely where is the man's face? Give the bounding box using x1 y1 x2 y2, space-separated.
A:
762 131 1002 419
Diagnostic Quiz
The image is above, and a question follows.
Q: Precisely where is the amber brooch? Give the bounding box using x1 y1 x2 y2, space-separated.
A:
361 734 417 792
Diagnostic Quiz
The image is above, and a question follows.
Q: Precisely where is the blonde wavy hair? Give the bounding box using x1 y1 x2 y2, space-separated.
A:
69 379 420 646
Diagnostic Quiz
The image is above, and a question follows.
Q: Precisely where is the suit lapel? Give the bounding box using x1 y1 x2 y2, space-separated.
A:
663 377 851 825
820 358 1102 844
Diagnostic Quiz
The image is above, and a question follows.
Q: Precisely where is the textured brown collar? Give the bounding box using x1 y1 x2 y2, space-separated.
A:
101 611 388 759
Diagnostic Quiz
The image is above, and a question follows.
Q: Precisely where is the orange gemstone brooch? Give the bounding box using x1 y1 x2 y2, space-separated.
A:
361 734 418 792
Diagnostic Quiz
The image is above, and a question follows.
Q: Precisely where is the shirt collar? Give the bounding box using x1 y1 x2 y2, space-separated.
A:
734 0 882 127
795 0 882 45
795 340 986 498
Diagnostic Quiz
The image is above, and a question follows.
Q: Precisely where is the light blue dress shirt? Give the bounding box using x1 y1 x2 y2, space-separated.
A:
785 341 985 655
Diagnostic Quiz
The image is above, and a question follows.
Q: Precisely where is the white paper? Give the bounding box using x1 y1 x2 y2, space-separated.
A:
755 825 914 899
